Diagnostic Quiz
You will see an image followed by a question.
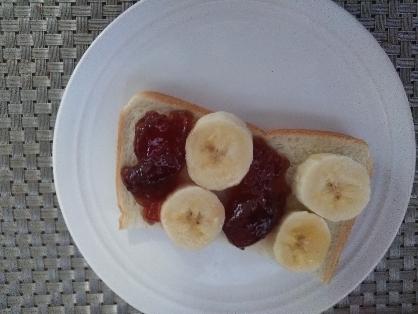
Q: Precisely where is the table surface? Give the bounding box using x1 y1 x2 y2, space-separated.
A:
0 0 417 313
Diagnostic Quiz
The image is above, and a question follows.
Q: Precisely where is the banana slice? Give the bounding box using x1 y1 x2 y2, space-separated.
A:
273 211 331 272
185 111 253 191
294 153 371 222
160 185 225 250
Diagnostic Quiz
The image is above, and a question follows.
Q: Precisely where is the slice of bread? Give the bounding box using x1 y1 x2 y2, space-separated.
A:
116 91 374 283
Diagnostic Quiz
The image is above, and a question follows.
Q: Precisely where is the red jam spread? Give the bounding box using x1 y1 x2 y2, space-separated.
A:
121 110 194 224
222 137 291 248
121 110 290 247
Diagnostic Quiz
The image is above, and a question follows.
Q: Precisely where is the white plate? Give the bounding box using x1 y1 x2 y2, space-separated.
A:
53 0 415 313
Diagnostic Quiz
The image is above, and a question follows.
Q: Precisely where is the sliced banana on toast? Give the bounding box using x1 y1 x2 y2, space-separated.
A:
185 111 253 191
160 185 225 250
117 92 375 283
273 211 331 272
293 153 371 222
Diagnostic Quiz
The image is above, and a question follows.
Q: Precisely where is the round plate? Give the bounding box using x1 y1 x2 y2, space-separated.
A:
53 0 415 313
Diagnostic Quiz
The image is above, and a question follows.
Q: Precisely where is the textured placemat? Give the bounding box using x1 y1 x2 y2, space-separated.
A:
0 0 416 313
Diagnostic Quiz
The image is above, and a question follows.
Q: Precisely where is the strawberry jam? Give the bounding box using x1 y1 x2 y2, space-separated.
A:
222 137 290 248
121 110 194 224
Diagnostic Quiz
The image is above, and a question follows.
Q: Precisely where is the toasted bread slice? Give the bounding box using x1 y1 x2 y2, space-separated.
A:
116 91 374 283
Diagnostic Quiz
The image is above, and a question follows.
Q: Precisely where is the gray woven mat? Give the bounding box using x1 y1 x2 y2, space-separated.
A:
0 0 416 313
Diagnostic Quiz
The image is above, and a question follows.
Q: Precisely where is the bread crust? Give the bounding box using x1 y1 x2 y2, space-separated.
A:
116 91 374 283
141 91 213 117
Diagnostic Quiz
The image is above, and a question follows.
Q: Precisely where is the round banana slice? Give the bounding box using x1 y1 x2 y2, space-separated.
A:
273 211 331 273
160 185 225 250
185 111 253 191
294 153 371 222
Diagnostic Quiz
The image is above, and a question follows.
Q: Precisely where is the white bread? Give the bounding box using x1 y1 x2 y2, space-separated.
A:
116 91 374 283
